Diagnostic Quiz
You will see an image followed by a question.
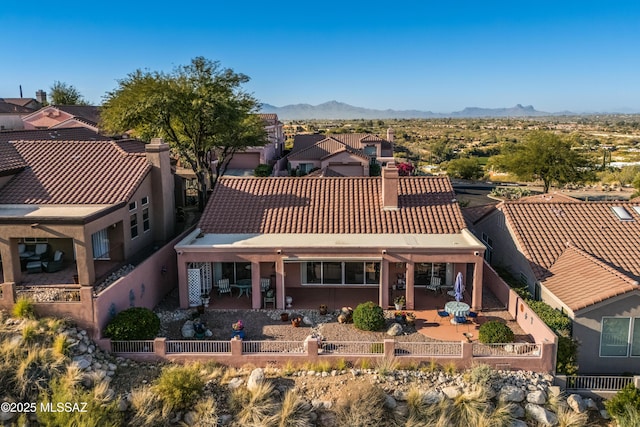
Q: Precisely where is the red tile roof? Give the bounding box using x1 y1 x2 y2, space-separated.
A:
501 199 640 282
0 141 26 175
542 246 638 311
291 133 393 156
0 127 111 144
462 203 498 226
199 176 465 234
0 140 150 205
288 137 369 161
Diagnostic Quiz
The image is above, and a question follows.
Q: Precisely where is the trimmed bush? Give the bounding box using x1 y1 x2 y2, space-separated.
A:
478 321 514 344
103 307 160 340
254 164 273 177
353 301 385 331
153 364 204 412
526 299 572 334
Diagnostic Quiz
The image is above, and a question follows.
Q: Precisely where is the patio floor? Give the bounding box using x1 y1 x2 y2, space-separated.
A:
194 285 532 343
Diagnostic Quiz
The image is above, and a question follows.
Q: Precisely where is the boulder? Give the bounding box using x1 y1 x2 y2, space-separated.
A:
442 386 462 399
422 390 444 404
525 403 558 426
387 323 403 336
384 394 397 409
583 397 598 411
507 403 525 419
181 321 195 338
509 420 528 427
247 368 265 392
227 378 244 389
499 385 525 403
567 394 586 413
526 390 547 405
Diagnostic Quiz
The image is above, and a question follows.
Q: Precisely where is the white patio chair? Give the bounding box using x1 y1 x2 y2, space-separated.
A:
217 278 232 297
425 276 441 293
260 278 271 293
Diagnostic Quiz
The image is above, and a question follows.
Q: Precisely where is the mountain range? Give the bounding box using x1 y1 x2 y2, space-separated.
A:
260 100 566 120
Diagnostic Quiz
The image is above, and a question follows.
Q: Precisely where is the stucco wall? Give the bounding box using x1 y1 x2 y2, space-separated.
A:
227 152 261 169
0 115 25 130
93 229 190 339
573 293 640 374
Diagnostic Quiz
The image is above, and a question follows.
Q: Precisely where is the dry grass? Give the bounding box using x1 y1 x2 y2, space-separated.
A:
232 382 278 426
375 356 399 375
128 386 164 427
192 396 219 426
335 382 391 427
555 405 590 427
276 390 313 427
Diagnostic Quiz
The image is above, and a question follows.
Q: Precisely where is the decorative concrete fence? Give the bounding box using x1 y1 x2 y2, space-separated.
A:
554 375 640 399
101 338 556 372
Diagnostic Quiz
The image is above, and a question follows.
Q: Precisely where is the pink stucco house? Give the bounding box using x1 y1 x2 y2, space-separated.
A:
22 105 101 132
224 113 285 171
175 163 485 311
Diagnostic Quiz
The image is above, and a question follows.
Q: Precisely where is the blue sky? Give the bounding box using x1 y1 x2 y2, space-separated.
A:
2 1 639 113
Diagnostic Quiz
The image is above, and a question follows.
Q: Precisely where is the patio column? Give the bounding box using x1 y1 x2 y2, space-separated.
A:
380 259 389 308
471 258 483 311
177 255 189 308
275 258 285 310
406 262 415 310
75 236 95 286
0 239 23 284
250 260 261 309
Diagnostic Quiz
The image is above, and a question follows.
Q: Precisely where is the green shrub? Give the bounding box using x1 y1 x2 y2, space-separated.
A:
478 321 514 344
526 300 572 334
605 383 640 425
254 164 273 177
353 301 385 331
556 334 579 375
12 296 35 319
153 364 204 412
103 307 160 340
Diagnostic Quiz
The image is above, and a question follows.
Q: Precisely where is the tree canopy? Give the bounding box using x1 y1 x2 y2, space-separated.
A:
489 131 594 193
446 157 483 180
100 57 266 209
49 81 88 105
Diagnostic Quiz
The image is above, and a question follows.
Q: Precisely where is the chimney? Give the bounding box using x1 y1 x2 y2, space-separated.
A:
382 162 399 210
146 138 175 242
35 89 47 104
386 127 394 143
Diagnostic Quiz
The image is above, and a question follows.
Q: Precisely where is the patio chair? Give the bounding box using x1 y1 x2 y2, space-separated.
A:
42 250 64 273
455 316 470 332
260 278 271 293
18 243 34 259
425 277 441 293
263 289 276 309
435 307 449 323
467 311 479 324
27 243 49 261
217 278 232 297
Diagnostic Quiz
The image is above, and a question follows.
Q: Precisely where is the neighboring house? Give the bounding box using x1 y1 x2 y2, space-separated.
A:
224 113 285 171
0 102 34 131
469 193 640 373
175 163 485 310
22 105 101 132
287 129 395 176
0 138 175 287
0 127 111 144
2 97 43 111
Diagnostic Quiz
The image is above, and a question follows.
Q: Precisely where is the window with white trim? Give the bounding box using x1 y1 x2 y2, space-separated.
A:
141 196 149 206
599 317 640 357
142 208 150 232
130 214 138 239
129 201 137 211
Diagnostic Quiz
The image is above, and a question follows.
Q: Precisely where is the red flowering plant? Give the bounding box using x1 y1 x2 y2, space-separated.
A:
397 162 414 176
232 320 244 331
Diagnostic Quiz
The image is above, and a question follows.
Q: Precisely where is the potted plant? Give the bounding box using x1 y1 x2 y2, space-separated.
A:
201 292 210 307
280 312 289 322
319 304 328 315
405 312 416 326
231 319 245 340
394 311 406 323
291 316 302 327
394 295 405 310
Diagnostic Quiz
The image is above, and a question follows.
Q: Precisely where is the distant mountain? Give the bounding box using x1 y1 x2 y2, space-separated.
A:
260 101 558 120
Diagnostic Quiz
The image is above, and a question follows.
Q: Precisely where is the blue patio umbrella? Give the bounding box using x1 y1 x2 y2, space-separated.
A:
454 272 465 302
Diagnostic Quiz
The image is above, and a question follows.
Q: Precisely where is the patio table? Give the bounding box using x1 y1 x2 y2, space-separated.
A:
231 279 252 298
445 301 470 318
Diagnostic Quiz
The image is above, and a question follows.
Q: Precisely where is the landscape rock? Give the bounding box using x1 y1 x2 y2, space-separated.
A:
219 414 233 425
183 411 197 426
384 394 397 409
422 390 444 404
386 323 403 336
508 403 525 419
525 403 558 426
583 397 598 411
0 409 15 422
247 368 265 391
509 420 528 427
499 385 525 403
599 409 610 420
442 386 462 399
567 393 586 413
227 378 244 389
526 390 546 405
181 321 195 338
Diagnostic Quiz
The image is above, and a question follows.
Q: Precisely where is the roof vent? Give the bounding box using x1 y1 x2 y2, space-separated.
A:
612 206 633 221
633 206 640 216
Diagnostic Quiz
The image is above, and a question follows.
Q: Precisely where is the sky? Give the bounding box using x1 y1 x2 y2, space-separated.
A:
2 0 639 113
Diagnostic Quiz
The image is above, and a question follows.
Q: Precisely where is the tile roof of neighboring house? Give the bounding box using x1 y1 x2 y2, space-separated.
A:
288 137 369 161
0 141 26 175
291 133 393 155
0 127 111 144
462 203 498 226
53 105 101 125
0 140 150 205
306 167 345 177
199 176 465 234
257 114 279 125
0 102 33 114
542 246 639 312
514 193 582 203
501 198 640 282
1 98 39 108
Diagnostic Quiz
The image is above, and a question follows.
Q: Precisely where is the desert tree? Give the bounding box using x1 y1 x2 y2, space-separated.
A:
100 57 266 210
49 81 88 105
489 131 594 193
